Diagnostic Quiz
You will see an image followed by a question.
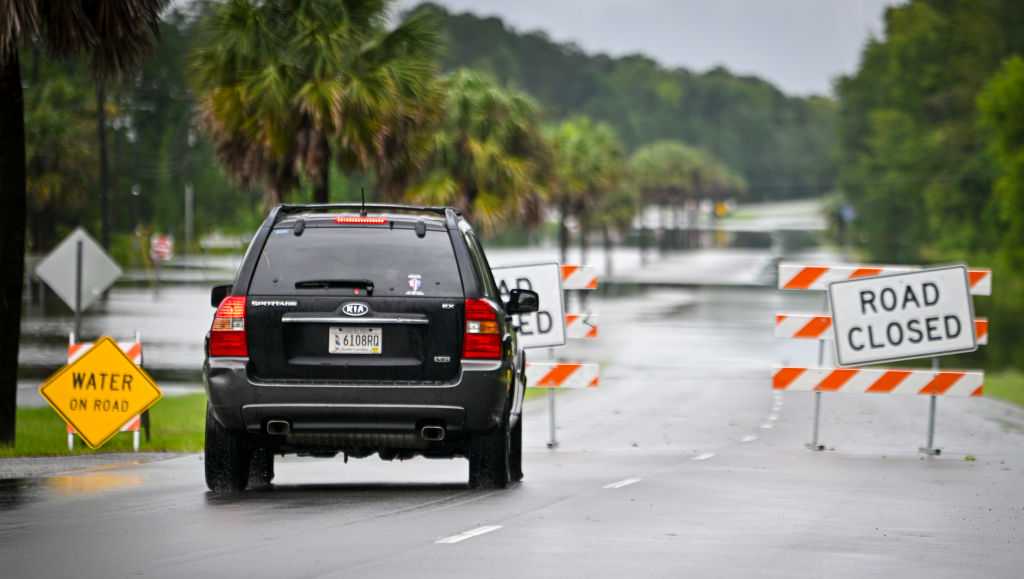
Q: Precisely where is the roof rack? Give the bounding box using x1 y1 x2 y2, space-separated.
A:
274 203 461 228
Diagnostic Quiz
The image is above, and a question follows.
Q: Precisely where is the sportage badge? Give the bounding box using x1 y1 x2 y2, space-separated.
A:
342 302 369 317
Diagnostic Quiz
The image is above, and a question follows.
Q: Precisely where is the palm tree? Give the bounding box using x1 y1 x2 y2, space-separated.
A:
593 183 639 280
546 116 625 265
406 70 551 230
629 140 746 255
190 0 440 205
0 0 167 446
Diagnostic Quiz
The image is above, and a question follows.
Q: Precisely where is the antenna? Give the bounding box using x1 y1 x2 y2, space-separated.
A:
360 187 367 216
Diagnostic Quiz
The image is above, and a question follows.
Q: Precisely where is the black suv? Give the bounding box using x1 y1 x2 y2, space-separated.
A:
203 204 538 492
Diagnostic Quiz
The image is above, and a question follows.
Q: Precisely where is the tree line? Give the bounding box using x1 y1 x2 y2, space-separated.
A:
0 0 777 445
836 0 1024 371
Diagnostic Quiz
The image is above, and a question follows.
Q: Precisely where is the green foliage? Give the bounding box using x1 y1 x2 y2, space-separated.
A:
23 58 98 250
412 2 837 201
984 371 1024 408
629 140 746 206
547 116 625 216
407 70 551 230
837 0 1024 370
978 56 1024 268
0 393 207 457
190 0 442 204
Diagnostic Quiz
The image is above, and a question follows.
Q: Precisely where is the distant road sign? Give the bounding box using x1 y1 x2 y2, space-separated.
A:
34 227 122 312
493 262 566 349
829 266 977 366
39 336 162 448
150 234 174 262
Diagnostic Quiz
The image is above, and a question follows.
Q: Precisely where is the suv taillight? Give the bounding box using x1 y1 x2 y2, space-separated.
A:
463 298 501 359
209 295 248 357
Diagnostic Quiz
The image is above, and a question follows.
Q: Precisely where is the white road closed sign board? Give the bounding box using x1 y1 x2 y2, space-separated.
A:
492 262 566 349
829 265 977 366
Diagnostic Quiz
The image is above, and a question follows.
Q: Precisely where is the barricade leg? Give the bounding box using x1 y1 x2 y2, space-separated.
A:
547 389 558 449
67 433 74 451
546 346 558 449
806 295 828 451
133 430 140 453
919 357 942 456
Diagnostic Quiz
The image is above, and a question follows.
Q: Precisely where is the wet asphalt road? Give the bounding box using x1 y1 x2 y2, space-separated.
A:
5 250 1024 578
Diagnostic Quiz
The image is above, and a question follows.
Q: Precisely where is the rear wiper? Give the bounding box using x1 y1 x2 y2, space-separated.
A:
294 279 374 293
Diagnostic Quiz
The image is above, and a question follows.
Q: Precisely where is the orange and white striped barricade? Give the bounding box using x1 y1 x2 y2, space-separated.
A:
526 363 600 389
778 264 991 296
774 314 990 345
565 313 599 340
543 265 599 448
560 265 599 290
773 367 983 398
776 263 991 454
66 333 144 452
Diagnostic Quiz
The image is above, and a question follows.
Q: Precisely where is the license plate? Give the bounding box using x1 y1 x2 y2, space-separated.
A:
329 327 382 354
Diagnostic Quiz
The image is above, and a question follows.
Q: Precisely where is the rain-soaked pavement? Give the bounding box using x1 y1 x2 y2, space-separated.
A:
6 234 1024 577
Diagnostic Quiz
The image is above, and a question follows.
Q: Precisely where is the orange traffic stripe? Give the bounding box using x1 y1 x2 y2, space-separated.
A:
968 270 988 288
772 367 805 390
919 372 965 396
783 266 827 289
865 370 911 393
815 369 858 392
794 316 832 339
975 319 988 341
537 363 580 387
850 267 883 278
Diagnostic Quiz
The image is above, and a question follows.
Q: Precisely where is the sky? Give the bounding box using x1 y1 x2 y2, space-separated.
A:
395 0 902 96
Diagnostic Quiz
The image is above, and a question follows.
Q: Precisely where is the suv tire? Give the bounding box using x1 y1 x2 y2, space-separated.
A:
205 404 251 493
468 414 511 489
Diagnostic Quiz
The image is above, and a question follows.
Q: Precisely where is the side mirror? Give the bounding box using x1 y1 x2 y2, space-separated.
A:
210 284 231 308
506 289 539 314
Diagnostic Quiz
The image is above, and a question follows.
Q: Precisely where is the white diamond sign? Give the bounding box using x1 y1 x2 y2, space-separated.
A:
35 227 122 312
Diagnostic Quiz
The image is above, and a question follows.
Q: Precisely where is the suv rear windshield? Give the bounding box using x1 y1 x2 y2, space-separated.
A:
249 225 464 297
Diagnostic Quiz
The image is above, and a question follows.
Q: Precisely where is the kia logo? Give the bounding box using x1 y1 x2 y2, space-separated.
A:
342 302 369 317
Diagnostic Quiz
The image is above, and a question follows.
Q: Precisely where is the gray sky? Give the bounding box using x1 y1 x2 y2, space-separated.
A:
396 0 901 96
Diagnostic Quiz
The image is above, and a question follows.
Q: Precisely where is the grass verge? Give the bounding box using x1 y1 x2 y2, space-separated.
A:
0 393 207 458
986 371 1024 408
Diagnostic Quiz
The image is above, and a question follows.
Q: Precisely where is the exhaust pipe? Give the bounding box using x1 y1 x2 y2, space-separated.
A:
266 420 290 436
420 425 445 442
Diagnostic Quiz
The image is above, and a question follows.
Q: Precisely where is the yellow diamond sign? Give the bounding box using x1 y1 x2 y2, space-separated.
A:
39 336 162 449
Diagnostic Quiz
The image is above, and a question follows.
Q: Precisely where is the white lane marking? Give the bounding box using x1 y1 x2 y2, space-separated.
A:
435 525 503 544
603 477 642 489
760 423 774 430
768 414 779 421
692 452 716 461
741 435 758 443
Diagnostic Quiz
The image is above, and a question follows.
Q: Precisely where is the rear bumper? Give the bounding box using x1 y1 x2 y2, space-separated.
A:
203 358 512 436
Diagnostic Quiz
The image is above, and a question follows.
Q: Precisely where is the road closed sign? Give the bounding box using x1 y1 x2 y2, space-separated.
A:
493 262 566 349
829 265 977 366
39 336 162 448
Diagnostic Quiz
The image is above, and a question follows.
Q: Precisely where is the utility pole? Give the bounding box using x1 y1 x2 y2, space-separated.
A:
184 183 194 259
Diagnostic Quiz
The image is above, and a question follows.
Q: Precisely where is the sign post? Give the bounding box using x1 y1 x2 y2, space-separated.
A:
828 265 977 455
74 239 83 337
808 293 828 451
493 263 567 448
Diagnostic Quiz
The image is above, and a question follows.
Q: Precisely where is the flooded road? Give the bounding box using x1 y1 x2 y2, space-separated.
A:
5 243 1024 578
